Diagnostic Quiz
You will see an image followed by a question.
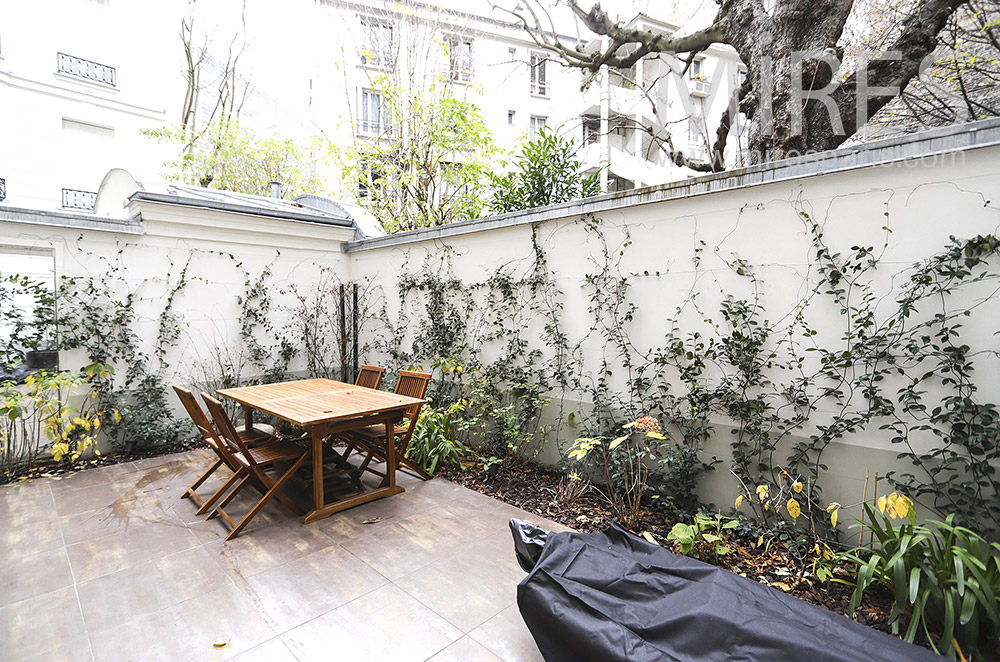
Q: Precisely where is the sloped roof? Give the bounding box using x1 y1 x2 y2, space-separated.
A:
129 182 354 227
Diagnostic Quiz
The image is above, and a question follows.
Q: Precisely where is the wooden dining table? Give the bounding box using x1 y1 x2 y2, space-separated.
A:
217 378 425 524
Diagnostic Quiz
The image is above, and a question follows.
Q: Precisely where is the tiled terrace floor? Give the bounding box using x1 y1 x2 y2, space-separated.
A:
0 449 570 661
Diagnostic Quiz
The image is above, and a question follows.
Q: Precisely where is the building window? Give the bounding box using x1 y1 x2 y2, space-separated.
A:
689 59 703 79
358 89 389 135
357 161 382 198
582 116 600 145
447 36 473 83
56 52 116 87
530 52 547 95
530 115 547 137
359 18 393 68
508 110 515 125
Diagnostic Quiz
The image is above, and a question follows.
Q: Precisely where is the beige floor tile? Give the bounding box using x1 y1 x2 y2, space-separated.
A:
89 584 276 662
77 546 233 633
52 481 132 518
0 546 75 607
395 537 524 632
281 584 462 662
469 604 544 662
427 636 505 662
339 516 467 581
311 489 441 543
67 518 200 582
21 637 94 662
0 489 58 527
49 461 140 491
59 490 181 546
229 637 300 661
0 586 87 660
2 448 555 662
242 545 388 632
0 516 64 554
206 518 336 580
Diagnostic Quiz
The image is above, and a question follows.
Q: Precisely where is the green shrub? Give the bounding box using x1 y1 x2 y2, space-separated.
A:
406 402 468 475
843 503 1000 659
667 512 739 559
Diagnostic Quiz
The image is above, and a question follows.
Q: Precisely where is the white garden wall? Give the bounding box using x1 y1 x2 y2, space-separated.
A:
1 119 999 522
345 120 1000 519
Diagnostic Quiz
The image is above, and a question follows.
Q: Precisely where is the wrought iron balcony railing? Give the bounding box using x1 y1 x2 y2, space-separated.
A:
61 188 96 211
56 52 116 87
0 178 6 202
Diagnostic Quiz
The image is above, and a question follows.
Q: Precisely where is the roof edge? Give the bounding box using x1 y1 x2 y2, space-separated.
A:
129 190 355 228
345 118 1000 253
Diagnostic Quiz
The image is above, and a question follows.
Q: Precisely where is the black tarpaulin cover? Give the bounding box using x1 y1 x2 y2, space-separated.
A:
511 520 944 662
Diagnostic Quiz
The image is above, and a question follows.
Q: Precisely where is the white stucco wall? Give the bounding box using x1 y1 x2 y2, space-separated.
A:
2 120 998 521
343 123 1000 518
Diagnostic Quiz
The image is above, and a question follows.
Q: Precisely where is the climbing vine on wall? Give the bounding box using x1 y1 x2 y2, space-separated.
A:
378 207 1000 538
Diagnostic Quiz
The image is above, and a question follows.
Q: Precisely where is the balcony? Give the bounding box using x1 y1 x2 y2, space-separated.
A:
56 52 116 87
61 188 97 211
689 78 711 97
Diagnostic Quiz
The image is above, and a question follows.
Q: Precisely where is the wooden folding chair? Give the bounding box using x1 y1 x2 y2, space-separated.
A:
355 364 386 390
347 370 432 481
172 385 272 516
202 393 310 541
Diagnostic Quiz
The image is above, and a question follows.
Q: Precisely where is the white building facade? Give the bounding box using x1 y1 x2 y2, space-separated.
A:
0 0 741 213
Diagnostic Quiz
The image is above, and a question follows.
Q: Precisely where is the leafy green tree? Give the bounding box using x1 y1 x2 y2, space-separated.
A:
143 120 328 198
490 129 600 213
337 80 497 233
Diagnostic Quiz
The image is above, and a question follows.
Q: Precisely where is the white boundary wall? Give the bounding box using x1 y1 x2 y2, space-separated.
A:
345 120 1000 514
1 120 999 516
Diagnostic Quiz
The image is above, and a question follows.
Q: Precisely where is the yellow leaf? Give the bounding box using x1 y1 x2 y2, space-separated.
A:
608 435 628 451
885 499 897 519
763 501 770 511
826 502 841 512
757 535 764 547
772 582 792 591
735 495 744 509
787 498 801 520
894 495 910 519
877 495 887 514
756 484 769 500
645 431 666 440
792 481 803 493
830 507 839 528
213 642 228 649
94 449 101 456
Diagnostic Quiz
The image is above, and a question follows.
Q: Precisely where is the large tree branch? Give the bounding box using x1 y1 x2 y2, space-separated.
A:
491 1 729 71
832 0 969 140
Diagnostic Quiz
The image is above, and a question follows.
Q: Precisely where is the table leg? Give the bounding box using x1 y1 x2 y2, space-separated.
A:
384 416 396 489
243 405 254 433
311 429 324 511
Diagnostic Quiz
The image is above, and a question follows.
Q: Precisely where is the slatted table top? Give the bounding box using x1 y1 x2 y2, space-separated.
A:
217 378 423 427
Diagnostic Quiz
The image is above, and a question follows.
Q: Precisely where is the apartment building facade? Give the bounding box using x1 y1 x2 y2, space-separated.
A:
0 0 742 214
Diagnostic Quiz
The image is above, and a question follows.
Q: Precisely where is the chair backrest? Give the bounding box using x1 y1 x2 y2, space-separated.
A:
393 370 431 427
173 385 224 450
355 365 386 390
202 392 257 466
